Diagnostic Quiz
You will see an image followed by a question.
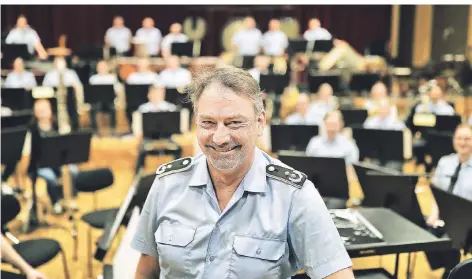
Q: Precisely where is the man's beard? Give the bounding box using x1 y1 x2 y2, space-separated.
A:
204 140 244 170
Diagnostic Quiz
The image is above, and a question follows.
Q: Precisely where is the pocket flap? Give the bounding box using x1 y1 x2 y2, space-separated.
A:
233 235 285 261
155 223 196 247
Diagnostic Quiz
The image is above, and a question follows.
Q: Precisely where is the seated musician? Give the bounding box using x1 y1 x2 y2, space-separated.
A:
104 16 132 56
231 16 262 57
88 60 118 133
132 85 179 175
5 15 48 60
303 17 332 41
134 17 162 57
158 55 191 89
261 19 288 57
161 23 188 59
126 58 161 85
363 100 405 131
425 124 472 278
414 82 455 116
28 99 79 214
307 83 338 125
285 93 318 125
1 233 48 279
306 110 359 164
4 57 37 89
247 55 270 82
363 81 398 118
42 57 82 88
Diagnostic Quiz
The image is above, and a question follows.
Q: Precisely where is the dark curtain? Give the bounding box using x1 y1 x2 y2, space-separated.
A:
2 5 391 56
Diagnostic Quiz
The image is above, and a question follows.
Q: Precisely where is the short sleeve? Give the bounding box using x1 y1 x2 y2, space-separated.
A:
305 137 318 156
30 29 40 43
130 178 161 258
288 181 352 278
5 30 15 43
105 28 112 41
347 141 360 164
432 157 446 189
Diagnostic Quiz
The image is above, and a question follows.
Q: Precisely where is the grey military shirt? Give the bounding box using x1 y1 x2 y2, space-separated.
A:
5 26 40 54
105 26 132 54
305 135 360 164
432 153 472 201
4 71 37 88
131 148 352 279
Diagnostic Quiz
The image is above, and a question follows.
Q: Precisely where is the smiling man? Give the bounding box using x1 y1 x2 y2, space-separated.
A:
131 65 354 279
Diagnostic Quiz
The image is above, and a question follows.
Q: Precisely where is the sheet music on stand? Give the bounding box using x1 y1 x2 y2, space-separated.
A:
330 209 385 247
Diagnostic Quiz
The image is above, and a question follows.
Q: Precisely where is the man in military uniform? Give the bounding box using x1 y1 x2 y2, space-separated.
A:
131 66 354 278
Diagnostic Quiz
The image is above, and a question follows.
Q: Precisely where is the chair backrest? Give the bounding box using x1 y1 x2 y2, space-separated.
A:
1 194 21 228
448 258 472 279
74 168 114 193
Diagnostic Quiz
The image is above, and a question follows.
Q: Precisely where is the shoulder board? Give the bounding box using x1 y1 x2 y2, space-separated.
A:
266 164 307 189
155 157 193 179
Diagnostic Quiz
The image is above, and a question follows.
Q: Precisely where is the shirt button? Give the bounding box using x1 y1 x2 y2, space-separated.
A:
256 248 262 255
209 256 215 262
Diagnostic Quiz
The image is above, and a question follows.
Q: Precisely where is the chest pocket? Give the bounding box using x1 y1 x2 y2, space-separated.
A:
154 223 195 278
230 235 285 279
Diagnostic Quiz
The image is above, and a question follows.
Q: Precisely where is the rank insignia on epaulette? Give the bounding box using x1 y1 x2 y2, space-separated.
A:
266 164 307 189
156 157 193 178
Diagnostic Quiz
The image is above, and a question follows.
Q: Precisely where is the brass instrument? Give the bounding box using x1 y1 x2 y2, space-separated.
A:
56 59 72 134
183 17 207 57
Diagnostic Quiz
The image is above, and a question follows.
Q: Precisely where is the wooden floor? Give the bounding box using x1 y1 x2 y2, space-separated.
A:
2 132 471 279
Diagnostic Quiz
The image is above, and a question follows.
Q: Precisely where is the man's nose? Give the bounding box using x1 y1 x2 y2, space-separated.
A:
212 124 231 146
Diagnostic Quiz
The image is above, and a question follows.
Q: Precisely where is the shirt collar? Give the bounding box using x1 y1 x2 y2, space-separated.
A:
188 147 267 193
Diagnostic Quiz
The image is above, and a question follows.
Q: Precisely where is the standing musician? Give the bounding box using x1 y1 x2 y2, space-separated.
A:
161 23 188 59
303 18 332 41
231 16 262 57
261 19 288 57
104 16 133 56
134 17 163 57
5 15 48 60
131 66 354 279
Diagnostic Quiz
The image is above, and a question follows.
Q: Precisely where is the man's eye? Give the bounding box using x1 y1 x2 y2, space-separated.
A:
229 121 242 125
201 121 214 125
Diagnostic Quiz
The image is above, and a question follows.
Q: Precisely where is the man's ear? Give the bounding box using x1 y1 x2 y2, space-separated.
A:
257 111 266 137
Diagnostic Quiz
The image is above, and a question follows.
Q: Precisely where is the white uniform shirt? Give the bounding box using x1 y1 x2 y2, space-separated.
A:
306 134 360 164
105 26 133 54
4 71 37 88
303 28 332 41
89 74 117 85
161 33 189 52
158 68 191 89
135 27 163 56
6 26 40 54
261 30 288 56
127 71 161 85
363 115 406 131
232 28 263 56
42 69 81 87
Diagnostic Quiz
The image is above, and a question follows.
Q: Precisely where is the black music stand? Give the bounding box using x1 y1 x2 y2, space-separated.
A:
26 130 93 232
349 73 382 94
270 124 318 153
340 109 368 127
125 84 150 109
84 84 115 105
95 173 156 261
259 74 290 95
142 111 181 140
1 43 30 67
313 40 334 52
1 127 27 176
434 115 461 133
165 88 187 106
427 131 454 167
431 185 472 253
287 40 310 56
1 112 33 129
278 155 349 201
1 88 33 111
171 42 193 57
352 127 404 164
308 73 341 94
361 173 425 226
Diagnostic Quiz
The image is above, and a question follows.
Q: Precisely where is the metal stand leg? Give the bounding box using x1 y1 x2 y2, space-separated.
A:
393 253 400 279
406 252 412 279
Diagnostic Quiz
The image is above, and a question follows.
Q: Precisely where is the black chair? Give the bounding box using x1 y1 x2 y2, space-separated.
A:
447 258 472 279
73 168 117 278
0 194 70 279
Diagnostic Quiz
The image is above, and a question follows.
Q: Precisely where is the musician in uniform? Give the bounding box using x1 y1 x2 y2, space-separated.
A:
261 19 288 57
306 110 359 164
303 18 332 41
132 85 178 175
5 15 48 59
131 66 354 279
363 100 405 131
134 17 162 57
161 23 188 58
4 57 37 89
158 55 192 89
42 57 82 88
231 16 262 57
285 93 318 125
88 60 118 133
104 16 133 56
425 124 472 278
307 83 338 125
364 81 397 119
126 58 161 85
414 83 455 115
